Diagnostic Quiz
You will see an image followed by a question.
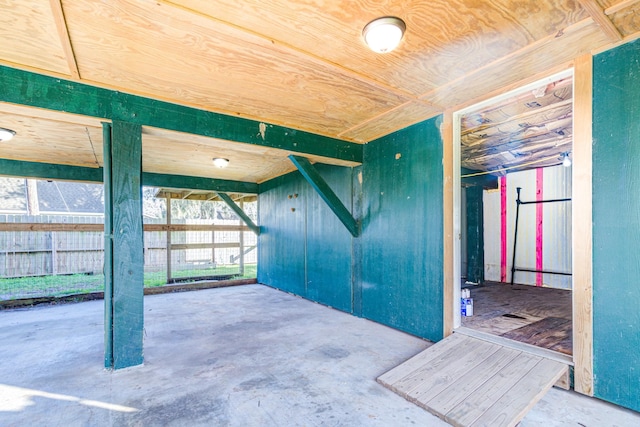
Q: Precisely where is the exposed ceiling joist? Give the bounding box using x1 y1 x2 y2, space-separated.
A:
577 0 623 42
604 0 640 15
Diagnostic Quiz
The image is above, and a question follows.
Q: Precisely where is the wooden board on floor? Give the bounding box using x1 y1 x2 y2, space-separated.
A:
378 333 568 427
501 317 573 355
461 282 572 355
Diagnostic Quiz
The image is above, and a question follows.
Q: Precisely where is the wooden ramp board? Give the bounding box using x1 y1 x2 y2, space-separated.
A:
377 332 568 427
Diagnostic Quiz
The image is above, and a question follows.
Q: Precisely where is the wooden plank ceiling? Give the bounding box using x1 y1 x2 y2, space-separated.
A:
0 0 639 184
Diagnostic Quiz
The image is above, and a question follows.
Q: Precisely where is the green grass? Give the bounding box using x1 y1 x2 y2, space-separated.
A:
0 264 257 300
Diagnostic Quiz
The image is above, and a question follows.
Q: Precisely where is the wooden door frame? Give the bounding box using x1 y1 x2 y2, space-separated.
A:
442 59 594 396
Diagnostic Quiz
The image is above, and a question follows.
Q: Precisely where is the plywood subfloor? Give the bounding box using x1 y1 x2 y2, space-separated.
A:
461 281 572 355
378 333 568 427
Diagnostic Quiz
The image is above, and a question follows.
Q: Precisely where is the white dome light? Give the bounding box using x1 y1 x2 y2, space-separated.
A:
0 127 16 142
212 157 229 168
363 17 406 53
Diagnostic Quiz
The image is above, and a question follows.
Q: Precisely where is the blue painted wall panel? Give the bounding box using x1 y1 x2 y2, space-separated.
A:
593 39 640 412
361 118 444 342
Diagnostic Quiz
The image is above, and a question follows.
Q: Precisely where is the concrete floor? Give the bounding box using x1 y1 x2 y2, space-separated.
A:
0 285 638 426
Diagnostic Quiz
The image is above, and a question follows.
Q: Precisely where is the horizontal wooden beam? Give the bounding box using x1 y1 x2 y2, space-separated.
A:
216 192 261 235
461 168 499 189
0 158 259 193
288 155 359 237
0 158 103 182
0 65 363 163
143 172 258 194
169 242 240 250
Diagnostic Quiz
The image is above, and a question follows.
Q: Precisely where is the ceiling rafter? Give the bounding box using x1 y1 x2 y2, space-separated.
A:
577 0 623 42
48 0 80 79
604 0 640 15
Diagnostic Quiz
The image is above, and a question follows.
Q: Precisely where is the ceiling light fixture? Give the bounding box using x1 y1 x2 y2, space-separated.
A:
212 157 229 168
0 127 16 142
561 152 572 167
363 16 406 53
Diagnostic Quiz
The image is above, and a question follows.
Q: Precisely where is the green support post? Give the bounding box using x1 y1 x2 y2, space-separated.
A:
104 121 144 369
288 155 359 237
102 123 114 368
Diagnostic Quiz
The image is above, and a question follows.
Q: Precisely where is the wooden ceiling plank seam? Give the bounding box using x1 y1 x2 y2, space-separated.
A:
337 101 417 138
341 97 445 141
577 0 623 41
48 0 80 79
0 65 363 164
604 0 640 15
417 17 595 105
156 0 420 102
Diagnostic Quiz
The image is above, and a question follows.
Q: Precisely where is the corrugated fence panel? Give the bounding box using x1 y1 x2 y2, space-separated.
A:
542 165 572 289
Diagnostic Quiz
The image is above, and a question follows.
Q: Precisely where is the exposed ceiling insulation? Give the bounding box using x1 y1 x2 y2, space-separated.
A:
461 77 573 175
1 0 639 184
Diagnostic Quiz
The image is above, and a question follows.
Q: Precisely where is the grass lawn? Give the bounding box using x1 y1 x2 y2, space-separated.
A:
0 264 257 300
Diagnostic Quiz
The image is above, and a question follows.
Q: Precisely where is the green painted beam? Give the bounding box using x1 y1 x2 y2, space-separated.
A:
0 159 258 193
289 155 359 237
0 65 363 163
216 192 260 235
0 158 103 182
143 172 258 194
461 168 499 189
109 121 144 370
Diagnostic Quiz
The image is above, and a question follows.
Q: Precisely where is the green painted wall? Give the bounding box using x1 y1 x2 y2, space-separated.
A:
360 117 444 342
258 172 307 296
258 164 354 312
593 39 640 412
466 186 484 284
258 118 444 340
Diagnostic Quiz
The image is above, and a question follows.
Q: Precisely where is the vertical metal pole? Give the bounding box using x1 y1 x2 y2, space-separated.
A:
166 196 172 284
510 187 522 286
102 122 114 369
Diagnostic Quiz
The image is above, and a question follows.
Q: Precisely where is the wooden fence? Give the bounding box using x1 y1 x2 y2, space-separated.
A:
0 215 256 280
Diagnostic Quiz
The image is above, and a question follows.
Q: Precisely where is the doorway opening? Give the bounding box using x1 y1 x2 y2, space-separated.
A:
453 70 574 357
